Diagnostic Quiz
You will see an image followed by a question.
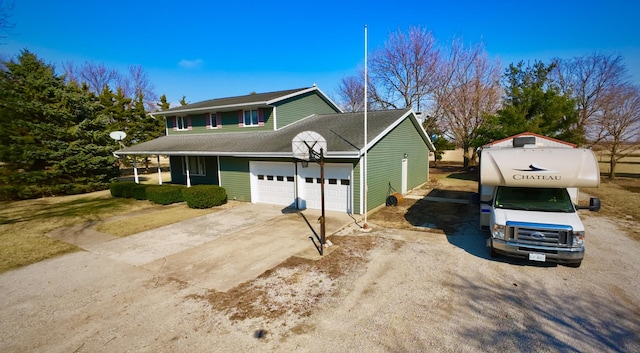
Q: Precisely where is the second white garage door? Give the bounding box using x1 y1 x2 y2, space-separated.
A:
297 163 352 213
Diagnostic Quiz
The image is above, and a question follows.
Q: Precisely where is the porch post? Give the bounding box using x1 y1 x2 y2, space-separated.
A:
157 155 162 185
132 157 139 184
185 156 191 187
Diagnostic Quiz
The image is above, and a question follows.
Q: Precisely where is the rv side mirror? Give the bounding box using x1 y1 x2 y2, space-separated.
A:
579 197 601 212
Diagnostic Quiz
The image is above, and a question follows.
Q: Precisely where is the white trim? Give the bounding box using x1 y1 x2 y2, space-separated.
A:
401 158 408 194
359 109 435 157
176 116 188 131
156 102 269 116
266 86 343 113
359 157 364 215
217 156 222 186
115 151 361 158
272 106 277 130
243 109 259 127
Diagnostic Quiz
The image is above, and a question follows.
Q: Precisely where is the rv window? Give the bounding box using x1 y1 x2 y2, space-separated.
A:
494 187 574 213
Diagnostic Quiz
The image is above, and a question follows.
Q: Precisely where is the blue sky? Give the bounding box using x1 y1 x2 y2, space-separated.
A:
3 0 639 107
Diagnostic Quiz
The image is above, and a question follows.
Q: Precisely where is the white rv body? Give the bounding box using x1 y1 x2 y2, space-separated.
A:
479 145 600 267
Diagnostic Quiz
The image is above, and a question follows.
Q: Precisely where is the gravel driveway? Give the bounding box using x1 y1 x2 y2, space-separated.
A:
0 201 638 352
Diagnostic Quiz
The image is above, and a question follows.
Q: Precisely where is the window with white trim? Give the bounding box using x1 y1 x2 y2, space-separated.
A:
243 110 258 126
182 156 206 176
176 116 188 131
208 113 217 128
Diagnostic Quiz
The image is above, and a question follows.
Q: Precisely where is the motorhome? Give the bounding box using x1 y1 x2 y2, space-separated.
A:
479 137 601 267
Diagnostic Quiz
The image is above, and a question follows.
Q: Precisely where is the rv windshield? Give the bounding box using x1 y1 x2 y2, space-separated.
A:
494 187 575 213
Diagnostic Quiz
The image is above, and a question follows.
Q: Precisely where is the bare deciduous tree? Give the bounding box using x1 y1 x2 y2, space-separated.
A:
119 65 158 110
337 73 365 112
434 39 502 166
75 61 121 94
368 26 439 111
552 52 630 143
596 85 640 179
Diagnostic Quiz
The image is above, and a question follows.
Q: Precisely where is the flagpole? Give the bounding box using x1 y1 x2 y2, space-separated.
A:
363 24 368 229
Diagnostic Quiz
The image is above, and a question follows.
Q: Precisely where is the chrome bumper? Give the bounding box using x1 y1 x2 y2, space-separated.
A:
490 238 584 262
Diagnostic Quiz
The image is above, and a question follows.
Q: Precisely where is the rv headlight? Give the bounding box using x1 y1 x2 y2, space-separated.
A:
492 224 505 239
573 231 585 247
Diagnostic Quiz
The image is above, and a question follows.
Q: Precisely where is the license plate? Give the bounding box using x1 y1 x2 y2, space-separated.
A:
529 253 546 262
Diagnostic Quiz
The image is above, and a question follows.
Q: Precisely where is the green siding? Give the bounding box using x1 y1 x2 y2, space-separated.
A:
169 156 219 185
353 159 362 213
166 108 274 135
364 118 429 212
219 157 251 201
275 91 340 128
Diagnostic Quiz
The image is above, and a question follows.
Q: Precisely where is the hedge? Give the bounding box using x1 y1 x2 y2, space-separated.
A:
109 182 137 198
181 185 227 209
145 185 184 205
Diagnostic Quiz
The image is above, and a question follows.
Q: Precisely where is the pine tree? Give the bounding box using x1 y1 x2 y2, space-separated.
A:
0 50 118 199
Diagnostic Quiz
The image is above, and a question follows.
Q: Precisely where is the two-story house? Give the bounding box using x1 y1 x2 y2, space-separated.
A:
115 86 435 215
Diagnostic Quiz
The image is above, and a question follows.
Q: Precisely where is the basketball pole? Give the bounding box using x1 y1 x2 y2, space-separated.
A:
363 24 369 229
320 147 326 255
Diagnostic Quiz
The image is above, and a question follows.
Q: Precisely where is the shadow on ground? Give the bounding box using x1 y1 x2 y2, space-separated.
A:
404 189 556 267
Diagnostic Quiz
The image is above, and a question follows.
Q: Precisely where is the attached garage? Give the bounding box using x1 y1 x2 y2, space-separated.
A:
249 161 353 213
297 163 352 213
249 161 296 208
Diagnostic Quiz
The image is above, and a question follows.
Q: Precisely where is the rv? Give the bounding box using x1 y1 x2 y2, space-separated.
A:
479 138 601 267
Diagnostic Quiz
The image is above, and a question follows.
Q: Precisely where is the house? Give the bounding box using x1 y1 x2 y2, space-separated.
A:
115 86 435 214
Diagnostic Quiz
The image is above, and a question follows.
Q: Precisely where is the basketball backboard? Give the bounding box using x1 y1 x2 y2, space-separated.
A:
292 131 327 161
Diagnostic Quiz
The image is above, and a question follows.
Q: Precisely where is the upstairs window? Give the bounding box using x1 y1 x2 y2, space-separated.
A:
175 116 188 131
244 110 258 126
207 113 221 129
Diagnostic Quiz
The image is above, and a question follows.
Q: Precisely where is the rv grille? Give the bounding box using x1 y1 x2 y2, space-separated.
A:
506 222 573 247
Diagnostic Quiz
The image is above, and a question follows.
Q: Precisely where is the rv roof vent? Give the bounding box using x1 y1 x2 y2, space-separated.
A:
513 136 536 148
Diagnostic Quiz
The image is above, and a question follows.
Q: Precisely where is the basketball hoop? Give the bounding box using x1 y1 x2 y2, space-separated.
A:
291 131 328 255
292 131 327 162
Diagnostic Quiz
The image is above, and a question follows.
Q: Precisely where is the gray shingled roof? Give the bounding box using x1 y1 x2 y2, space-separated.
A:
116 109 433 158
156 87 318 115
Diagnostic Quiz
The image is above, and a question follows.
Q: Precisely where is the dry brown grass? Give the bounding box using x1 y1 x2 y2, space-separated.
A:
95 202 229 237
0 191 160 273
583 177 640 240
187 235 389 321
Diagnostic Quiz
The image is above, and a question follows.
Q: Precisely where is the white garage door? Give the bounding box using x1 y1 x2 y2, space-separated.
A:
298 163 352 213
250 162 296 207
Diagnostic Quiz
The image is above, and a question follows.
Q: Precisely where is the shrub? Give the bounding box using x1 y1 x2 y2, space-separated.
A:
146 185 184 205
132 184 148 200
182 185 227 209
109 182 137 198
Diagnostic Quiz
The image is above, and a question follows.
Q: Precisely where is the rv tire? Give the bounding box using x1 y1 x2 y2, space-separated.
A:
565 261 582 268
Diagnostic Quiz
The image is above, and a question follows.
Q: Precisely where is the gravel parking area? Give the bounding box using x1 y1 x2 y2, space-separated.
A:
1 198 639 352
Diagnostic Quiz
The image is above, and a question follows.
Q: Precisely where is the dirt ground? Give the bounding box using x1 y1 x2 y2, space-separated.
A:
1 166 639 352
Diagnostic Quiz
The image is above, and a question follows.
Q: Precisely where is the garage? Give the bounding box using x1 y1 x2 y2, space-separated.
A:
249 161 353 213
297 163 352 213
249 162 296 207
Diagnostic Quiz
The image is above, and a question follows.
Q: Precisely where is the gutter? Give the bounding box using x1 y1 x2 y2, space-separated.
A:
114 150 361 159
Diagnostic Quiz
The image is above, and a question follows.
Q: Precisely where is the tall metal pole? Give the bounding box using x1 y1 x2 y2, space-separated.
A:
363 25 369 228
320 147 326 255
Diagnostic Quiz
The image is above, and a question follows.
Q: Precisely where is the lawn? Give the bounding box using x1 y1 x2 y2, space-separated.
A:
0 188 221 274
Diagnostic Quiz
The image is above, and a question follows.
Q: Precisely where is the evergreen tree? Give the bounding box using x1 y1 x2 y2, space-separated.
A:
475 61 582 146
0 50 117 199
157 94 170 111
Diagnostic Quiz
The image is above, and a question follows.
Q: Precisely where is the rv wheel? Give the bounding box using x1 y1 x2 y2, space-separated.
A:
489 245 498 258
